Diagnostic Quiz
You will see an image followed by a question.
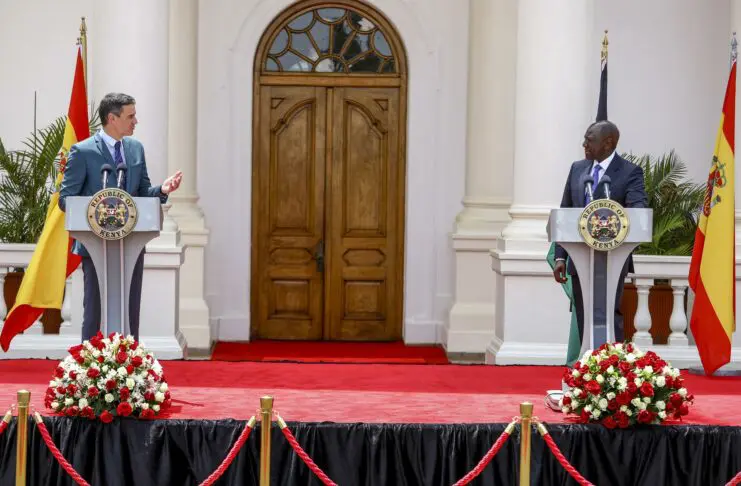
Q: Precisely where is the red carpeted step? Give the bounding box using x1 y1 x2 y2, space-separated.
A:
210 340 450 364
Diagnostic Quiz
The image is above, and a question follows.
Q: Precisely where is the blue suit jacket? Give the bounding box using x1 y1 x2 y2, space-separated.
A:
58 132 168 257
554 154 648 274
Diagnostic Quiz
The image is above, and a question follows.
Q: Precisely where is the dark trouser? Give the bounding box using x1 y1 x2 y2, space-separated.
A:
81 252 145 342
571 259 630 345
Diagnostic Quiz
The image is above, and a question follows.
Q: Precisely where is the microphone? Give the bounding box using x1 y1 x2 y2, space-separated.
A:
579 172 594 203
598 175 612 200
115 163 128 189
100 164 113 189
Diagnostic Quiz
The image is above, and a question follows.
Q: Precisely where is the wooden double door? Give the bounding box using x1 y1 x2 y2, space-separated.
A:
251 84 405 341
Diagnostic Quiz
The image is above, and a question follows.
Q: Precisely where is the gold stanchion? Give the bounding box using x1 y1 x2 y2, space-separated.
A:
15 390 30 486
519 402 533 486
259 396 274 486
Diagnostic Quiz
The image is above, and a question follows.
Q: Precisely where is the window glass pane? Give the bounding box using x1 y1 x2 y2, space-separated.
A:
315 58 343 73
278 51 311 72
318 8 345 22
269 29 288 55
348 12 375 32
288 11 313 31
373 30 392 57
265 58 280 71
291 32 319 61
310 20 330 54
349 53 382 73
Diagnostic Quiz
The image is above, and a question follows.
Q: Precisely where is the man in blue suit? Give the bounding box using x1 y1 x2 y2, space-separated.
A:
59 92 183 342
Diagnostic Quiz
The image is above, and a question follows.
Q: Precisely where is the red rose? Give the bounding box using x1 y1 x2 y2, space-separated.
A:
616 392 632 406
140 408 155 420
69 370 78 380
163 399 172 409
670 393 683 406
585 381 602 395
562 396 572 406
679 403 689 416
639 382 654 397
600 361 611 372
665 402 675 412
74 355 85 365
66 384 77 394
66 406 80 417
131 356 143 368
68 344 84 354
575 361 582 369
87 368 100 378
610 354 620 365
106 379 117 391
109 332 118 340
55 367 65 378
674 377 685 389
579 365 589 375
126 365 134 375
614 411 630 428
116 351 127 364
81 407 95 419
56 386 66 395
120 387 130 400
130 342 139 351
602 416 617 429
665 376 674 388
117 402 133 417
627 382 638 396
618 362 631 374
625 343 634 353
638 410 655 424
625 371 637 382
580 410 591 423
608 400 619 411
100 411 114 423
97 356 105 364
144 391 155 401
87 387 100 397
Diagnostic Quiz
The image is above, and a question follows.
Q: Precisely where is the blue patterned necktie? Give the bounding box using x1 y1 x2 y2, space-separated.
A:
590 164 602 202
114 141 127 190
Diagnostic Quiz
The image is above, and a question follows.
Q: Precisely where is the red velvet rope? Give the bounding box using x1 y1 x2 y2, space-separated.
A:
726 470 741 486
451 423 514 486
198 418 255 486
34 415 91 486
541 432 594 486
281 426 338 486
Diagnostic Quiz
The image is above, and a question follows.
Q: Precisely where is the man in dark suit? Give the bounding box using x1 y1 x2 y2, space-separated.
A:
59 92 183 342
552 120 648 345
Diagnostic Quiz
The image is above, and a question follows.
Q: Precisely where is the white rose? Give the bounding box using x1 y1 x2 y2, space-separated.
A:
573 388 582 398
572 370 581 378
141 403 150 410
618 377 628 385
64 397 74 406
637 402 647 410
596 375 605 384
584 405 593 412
598 398 608 410
626 353 636 363
643 366 654 375
679 388 688 397
155 392 165 403
153 404 161 412
607 366 615 374
658 411 667 420
631 398 641 408
51 401 60 410
634 377 644 387
159 383 169 393
562 406 570 414
672 369 680 378
584 373 593 381
625 409 633 417
620 405 628 412
105 394 114 403
117 367 128 377
592 409 602 418
655 376 666 388
126 378 135 389
617 382 627 391
662 366 672 376
78 398 89 409
656 401 666 410
615 343 624 350
608 377 617 386
643 397 651 404
102 366 109 373
93 349 101 358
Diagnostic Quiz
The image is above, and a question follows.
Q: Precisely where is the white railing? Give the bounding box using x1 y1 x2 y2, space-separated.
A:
629 254 699 368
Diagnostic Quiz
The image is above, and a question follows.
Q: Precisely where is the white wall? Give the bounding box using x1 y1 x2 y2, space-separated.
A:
593 0 731 184
0 0 94 150
197 0 468 341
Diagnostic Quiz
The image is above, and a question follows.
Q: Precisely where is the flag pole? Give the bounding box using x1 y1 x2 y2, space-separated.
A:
601 30 608 65
80 17 88 89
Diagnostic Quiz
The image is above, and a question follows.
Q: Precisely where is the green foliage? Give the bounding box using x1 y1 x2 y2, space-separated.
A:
622 150 706 256
0 105 100 244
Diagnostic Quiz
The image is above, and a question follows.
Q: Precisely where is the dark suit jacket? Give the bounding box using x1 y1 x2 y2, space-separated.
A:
58 132 168 257
554 154 648 274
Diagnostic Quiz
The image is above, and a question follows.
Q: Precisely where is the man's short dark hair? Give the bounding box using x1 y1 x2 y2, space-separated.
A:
99 93 136 126
590 120 620 143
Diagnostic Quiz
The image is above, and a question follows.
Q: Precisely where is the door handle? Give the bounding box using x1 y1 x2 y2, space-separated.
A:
314 240 324 273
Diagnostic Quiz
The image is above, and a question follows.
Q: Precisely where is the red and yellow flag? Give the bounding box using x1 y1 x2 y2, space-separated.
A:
688 59 736 375
0 46 89 351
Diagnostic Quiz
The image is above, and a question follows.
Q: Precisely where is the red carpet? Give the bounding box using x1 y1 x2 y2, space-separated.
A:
210 340 449 364
0 360 738 425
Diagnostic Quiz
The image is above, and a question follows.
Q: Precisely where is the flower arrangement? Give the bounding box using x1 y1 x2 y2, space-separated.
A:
44 332 171 422
560 342 694 428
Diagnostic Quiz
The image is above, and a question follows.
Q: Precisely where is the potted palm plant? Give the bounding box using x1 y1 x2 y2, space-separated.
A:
619 151 705 343
0 103 99 332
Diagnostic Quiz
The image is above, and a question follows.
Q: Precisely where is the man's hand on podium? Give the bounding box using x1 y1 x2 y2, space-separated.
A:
162 170 183 194
553 261 567 283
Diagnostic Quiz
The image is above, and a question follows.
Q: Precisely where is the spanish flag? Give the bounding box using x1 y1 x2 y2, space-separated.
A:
0 46 88 351
688 56 736 375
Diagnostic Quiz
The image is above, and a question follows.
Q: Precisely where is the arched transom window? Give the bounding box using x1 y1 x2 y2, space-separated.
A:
264 6 397 74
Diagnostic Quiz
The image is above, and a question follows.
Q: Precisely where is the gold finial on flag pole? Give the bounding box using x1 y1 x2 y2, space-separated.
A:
80 17 88 88
601 30 609 65
731 32 737 68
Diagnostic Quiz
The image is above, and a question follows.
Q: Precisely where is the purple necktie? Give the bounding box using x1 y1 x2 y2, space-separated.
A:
114 141 127 190
589 164 602 202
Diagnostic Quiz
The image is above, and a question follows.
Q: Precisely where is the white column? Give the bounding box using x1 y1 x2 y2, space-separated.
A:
91 0 170 184
167 0 212 352
487 0 594 364
445 0 517 355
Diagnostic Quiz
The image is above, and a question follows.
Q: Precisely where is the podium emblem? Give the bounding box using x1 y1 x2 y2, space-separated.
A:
86 188 138 240
578 199 629 251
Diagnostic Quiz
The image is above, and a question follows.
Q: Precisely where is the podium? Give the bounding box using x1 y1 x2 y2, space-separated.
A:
65 188 162 337
547 200 652 355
